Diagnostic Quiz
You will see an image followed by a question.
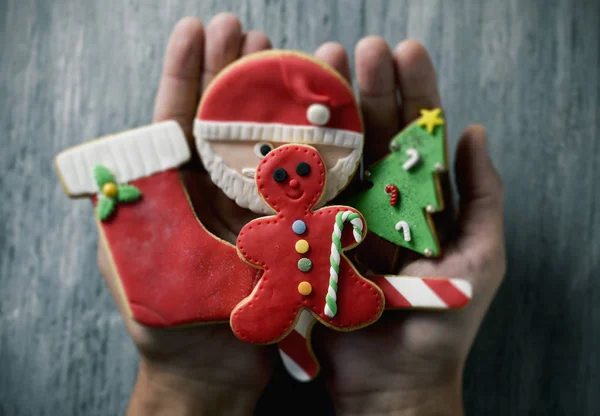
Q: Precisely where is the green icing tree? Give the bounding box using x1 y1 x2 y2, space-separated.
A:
346 109 447 257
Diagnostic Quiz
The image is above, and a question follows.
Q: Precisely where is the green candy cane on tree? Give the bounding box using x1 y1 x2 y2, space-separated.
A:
324 210 363 318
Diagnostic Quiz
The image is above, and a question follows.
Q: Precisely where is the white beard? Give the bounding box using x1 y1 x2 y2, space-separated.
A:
197 138 361 214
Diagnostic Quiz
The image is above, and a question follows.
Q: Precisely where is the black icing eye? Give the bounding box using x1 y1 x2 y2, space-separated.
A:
273 168 288 183
254 142 273 158
296 162 311 176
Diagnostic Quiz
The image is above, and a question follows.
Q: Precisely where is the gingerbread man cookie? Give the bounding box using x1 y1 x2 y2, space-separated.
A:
231 144 384 344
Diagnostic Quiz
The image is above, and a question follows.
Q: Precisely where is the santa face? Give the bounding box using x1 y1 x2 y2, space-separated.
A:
200 139 360 213
194 50 364 214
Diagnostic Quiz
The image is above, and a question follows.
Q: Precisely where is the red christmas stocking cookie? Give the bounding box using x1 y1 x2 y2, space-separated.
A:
55 121 261 327
231 144 385 344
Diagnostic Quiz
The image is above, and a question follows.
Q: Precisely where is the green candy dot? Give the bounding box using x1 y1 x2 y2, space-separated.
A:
297 258 312 272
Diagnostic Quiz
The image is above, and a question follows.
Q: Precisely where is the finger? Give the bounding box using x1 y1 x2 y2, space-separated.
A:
455 125 504 254
314 42 351 83
355 36 401 165
153 17 204 140
202 12 243 91
240 30 271 55
393 40 442 125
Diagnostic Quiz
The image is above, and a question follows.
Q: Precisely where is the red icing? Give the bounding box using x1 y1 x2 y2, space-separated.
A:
232 145 384 344
197 52 361 133
95 169 260 327
278 329 318 377
422 278 471 308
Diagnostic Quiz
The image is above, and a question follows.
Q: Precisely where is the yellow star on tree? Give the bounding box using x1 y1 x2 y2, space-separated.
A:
416 108 444 134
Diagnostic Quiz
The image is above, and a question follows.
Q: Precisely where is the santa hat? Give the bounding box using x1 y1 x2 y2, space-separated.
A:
194 50 363 150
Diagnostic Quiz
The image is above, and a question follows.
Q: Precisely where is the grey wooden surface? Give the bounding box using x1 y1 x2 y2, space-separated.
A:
1 0 599 414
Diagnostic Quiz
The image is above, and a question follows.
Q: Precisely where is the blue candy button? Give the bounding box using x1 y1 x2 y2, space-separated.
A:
292 220 306 235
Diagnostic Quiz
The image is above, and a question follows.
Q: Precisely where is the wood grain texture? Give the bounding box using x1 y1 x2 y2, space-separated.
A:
1 0 598 414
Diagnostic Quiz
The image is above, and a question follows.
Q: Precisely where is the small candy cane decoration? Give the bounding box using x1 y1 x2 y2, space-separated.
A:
395 220 411 241
403 148 421 171
325 211 363 318
385 184 399 206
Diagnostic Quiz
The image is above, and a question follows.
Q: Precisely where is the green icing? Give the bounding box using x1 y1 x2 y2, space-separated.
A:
117 185 142 202
97 196 116 221
297 258 312 272
92 164 142 221
345 118 446 257
93 165 115 188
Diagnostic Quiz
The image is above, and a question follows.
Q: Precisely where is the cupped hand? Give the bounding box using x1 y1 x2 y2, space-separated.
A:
312 38 506 415
97 14 277 415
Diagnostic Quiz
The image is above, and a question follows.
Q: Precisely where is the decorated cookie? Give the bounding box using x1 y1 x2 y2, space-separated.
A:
231 144 385 344
55 122 261 327
194 50 364 214
278 274 472 382
346 108 447 257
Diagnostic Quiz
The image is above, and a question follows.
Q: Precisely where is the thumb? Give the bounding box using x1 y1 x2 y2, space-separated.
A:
454 125 504 256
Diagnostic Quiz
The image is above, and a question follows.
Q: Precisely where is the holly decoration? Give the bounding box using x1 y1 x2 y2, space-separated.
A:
345 108 447 257
93 165 142 221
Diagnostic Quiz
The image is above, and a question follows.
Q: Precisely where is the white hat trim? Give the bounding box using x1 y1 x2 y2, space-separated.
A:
194 119 363 149
55 121 191 196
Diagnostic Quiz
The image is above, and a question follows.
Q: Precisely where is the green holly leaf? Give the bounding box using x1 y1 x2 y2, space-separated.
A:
94 165 115 188
117 185 142 202
97 196 116 221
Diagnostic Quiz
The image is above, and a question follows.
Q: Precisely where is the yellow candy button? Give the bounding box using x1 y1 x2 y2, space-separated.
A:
102 182 118 198
295 239 309 254
298 281 312 296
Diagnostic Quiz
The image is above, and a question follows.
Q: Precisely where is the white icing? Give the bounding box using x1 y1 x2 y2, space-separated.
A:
56 121 190 196
241 168 256 178
426 204 435 213
306 103 330 126
383 276 446 308
194 119 363 149
253 142 273 158
434 162 445 172
403 148 421 171
424 248 433 257
394 220 411 242
195 120 362 214
449 279 473 298
294 309 315 338
279 350 312 382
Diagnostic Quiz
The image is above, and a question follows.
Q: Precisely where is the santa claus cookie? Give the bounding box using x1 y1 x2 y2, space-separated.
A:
194 50 364 214
54 122 261 327
231 144 384 344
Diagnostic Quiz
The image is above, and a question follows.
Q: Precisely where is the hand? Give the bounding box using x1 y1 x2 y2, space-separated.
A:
97 14 277 415
313 38 505 415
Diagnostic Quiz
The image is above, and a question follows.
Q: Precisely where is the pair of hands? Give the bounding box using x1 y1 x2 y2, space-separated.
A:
98 13 505 415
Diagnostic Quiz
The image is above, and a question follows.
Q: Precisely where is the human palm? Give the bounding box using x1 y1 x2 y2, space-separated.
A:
311 38 506 413
98 13 505 415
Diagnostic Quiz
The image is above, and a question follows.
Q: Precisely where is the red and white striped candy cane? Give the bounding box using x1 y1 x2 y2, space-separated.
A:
277 276 472 381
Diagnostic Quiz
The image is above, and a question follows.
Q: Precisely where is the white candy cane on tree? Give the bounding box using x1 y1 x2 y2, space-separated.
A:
324 210 363 318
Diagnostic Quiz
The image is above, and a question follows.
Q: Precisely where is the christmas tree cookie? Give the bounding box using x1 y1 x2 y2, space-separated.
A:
346 108 447 257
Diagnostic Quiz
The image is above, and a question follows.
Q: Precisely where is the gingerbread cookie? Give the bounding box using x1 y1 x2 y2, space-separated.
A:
194 50 364 214
55 122 261 327
231 144 385 344
346 109 447 257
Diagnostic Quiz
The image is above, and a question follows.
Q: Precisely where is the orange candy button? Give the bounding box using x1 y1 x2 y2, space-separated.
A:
295 239 309 254
298 281 312 296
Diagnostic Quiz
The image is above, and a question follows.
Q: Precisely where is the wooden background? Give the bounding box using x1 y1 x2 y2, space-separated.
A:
1 0 599 414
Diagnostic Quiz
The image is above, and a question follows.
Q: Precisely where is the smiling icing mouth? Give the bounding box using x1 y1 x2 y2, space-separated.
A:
285 191 304 200
241 168 256 178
